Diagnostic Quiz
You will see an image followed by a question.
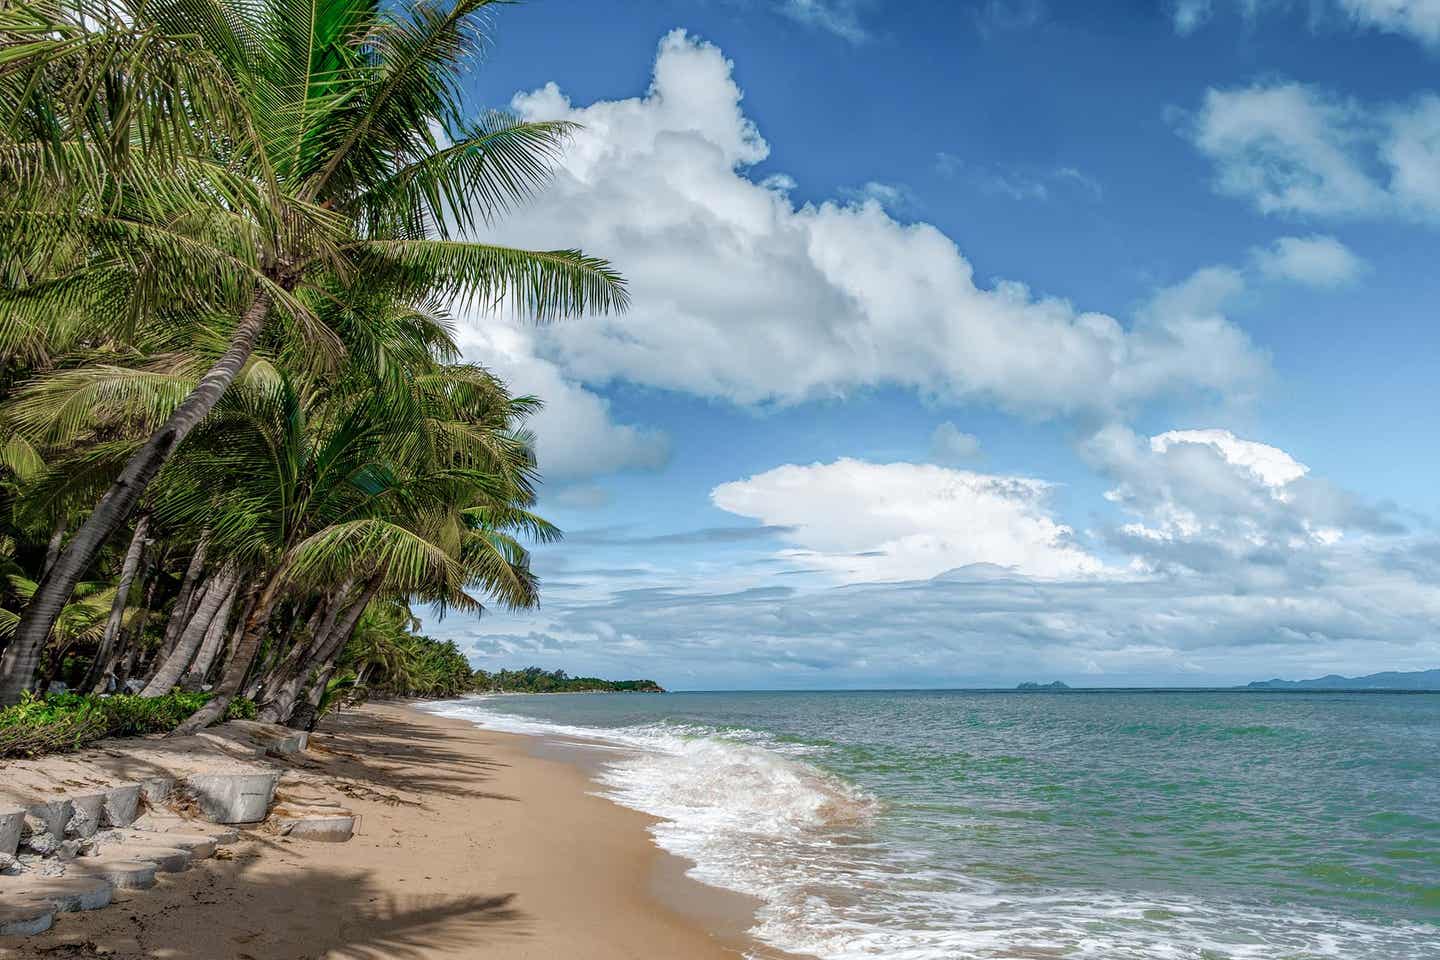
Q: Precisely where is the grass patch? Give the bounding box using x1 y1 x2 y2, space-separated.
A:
0 691 257 759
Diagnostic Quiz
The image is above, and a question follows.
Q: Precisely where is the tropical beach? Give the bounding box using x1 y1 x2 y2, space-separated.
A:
0 703 786 960
3 0 1440 957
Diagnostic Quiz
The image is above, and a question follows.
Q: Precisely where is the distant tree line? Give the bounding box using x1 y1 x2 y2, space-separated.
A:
473 667 664 694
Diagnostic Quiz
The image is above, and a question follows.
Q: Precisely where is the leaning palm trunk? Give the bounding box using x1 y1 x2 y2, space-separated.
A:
140 566 238 696
195 583 257 683
185 581 240 685
254 580 353 723
0 292 271 705
172 568 286 734
84 514 150 692
156 534 209 662
289 584 381 729
256 578 374 719
41 518 68 579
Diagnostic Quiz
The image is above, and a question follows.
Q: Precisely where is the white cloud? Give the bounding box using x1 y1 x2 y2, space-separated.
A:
454 321 669 481
492 31 1264 419
1173 1 1440 46
431 429 1431 688
934 153 1102 201
1336 0 1440 44
775 0 871 43
1252 235 1367 287
1173 0 1214 34
1082 426 1393 576
929 422 982 463
1190 81 1440 221
710 458 1102 583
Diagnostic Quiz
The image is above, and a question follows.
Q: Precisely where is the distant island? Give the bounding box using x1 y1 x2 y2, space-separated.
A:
1246 668 1440 691
474 667 666 694
1017 681 1070 691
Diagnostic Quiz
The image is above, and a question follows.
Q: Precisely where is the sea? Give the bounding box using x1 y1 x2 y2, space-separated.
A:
425 689 1440 960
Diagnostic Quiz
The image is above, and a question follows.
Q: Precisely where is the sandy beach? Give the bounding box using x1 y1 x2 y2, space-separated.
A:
1 703 785 960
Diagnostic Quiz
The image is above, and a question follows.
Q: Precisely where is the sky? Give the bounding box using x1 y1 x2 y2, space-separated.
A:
421 0 1440 690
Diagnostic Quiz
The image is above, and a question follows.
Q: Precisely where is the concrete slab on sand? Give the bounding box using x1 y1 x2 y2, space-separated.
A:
107 830 216 859
130 812 240 844
66 857 158 890
100 843 192 873
6 875 114 912
186 770 280 824
0 901 54 936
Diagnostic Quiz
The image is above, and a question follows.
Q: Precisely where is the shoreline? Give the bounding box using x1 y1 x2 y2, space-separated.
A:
2 702 795 959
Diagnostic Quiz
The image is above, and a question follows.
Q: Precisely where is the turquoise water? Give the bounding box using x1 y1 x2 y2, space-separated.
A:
430 690 1440 959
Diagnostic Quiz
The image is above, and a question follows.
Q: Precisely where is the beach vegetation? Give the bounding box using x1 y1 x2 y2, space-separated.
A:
0 0 621 729
0 690 256 758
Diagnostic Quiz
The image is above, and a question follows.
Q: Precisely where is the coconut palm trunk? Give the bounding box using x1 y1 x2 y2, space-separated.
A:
84 513 150 692
156 534 209 662
41 518 67 579
140 566 239 696
194 583 257 683
0 292 271 705
254 580 353 723
184 582 238 685
173 568 287 734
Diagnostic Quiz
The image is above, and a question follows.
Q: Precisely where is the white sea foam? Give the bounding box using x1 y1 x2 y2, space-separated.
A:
424 698 1435 960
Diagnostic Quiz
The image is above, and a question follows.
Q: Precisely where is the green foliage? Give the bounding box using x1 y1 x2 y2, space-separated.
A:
342 600 476 699
0 691 256 758
473 667 665 694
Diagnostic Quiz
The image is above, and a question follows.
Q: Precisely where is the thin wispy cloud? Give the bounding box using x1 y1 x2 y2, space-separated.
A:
775 0 873 43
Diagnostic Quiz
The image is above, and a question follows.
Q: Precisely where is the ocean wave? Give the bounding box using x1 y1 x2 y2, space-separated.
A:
426 698 1436 960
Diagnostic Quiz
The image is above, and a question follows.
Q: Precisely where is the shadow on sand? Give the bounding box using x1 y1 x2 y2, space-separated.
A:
10 860 529 959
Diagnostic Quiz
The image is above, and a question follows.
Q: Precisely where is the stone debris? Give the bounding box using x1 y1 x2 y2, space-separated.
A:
0 718 354 941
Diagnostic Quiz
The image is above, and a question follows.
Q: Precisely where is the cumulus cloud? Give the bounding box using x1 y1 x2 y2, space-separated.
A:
485 30 1265 419
434 429 1432 687
1252 235 1367 287
1189 81 1440 221
710 458 1103 582
454 322 669 481
929 422 982 463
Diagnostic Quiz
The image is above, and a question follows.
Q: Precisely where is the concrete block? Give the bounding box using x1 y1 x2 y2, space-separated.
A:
11 875 113 912
101 784 142 827
140 777 175 806
270 805 355 843
67 857 157 890
20 800 71 855
227 720 310 756
0 901 54 936
0 807 26 859
113 830 215 859
131 814 240 845
124 845 189 872
185 770 279 824
66 792 106 839
24 800 71 841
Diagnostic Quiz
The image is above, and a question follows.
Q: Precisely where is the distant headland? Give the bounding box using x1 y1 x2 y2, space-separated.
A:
1245 668 1440 691
474 667 666 694
1017 681 1070 691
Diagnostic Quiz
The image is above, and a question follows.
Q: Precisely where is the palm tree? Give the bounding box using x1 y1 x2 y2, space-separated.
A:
0 0 626 703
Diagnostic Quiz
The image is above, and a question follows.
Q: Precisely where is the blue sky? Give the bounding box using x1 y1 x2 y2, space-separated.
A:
422 0 1440 689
